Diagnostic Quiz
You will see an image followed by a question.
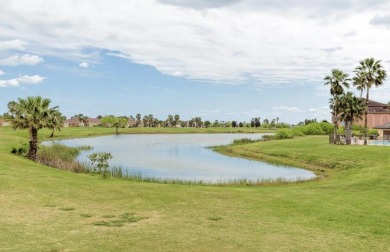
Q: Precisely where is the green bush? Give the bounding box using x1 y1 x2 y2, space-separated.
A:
275 129 294 139
291 128 305 136
302 123 325 135
319 122 333 135
337 126 345 135
368 129 378 136
11 144 28 156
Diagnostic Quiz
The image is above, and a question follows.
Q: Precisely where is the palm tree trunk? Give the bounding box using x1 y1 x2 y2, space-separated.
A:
364 88 369 145
333 116 337 144
50 129 54 138
28 127 38 161
346 120 352 145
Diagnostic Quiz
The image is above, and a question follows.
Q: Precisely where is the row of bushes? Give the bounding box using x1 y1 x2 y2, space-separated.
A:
275 122 380 140
275 122 333 139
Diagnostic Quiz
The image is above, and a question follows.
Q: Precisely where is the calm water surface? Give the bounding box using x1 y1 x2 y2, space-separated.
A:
52 134 315 183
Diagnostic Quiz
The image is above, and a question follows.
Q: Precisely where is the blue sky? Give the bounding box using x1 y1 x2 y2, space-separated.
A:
1 0 390 124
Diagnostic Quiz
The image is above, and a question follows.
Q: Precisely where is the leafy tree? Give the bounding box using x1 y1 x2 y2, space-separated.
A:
100 116 114 127
5 96 60 161
324 69 350 144
353 58 387 145
101 116 128 134
112 117 128 134
338 92 365 145
204 120 211 128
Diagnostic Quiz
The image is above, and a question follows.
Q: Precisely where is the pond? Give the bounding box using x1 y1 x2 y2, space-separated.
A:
50 133 316 183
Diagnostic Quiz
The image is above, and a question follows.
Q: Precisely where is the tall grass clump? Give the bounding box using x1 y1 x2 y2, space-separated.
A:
36 144 89 173
233 138 258 144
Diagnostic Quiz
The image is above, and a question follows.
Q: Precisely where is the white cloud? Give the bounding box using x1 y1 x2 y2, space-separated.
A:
79 62 89 68
0 39 26 51
0 0 389 85
0 54 44 66
0 70 4 76
0 75 46 87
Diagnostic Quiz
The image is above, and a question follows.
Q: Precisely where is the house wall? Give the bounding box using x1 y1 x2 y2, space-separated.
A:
355 113 390 128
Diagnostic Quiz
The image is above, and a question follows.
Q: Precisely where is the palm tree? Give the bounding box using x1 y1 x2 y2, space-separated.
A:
352 71 365 98
6 96 59 161
324 69 350 144
47 110 65 138
338 92 365 145
174 114 180 127
166 115 173 127
353 58 387 145
136 113 142 127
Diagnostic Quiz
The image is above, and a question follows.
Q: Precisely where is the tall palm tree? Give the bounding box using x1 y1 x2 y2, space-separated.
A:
324 69 350 144
352 71 365 98
353 58 387 145
338 92 365 145
6 96 59 161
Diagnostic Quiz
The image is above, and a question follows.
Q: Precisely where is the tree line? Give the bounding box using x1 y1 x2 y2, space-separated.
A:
78 113 291 129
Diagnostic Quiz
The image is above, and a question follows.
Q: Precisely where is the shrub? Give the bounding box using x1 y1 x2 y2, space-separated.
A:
11 144 28 156
337 126 345 135
88 152 113 178
302 123 325 135
291 128 305 137
319 122 333 135
275 129 294 139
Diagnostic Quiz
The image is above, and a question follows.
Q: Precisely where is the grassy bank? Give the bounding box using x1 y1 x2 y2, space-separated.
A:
0 127 389 251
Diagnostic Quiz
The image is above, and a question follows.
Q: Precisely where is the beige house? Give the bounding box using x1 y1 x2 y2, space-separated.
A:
63 118 101 127
355 100 390 129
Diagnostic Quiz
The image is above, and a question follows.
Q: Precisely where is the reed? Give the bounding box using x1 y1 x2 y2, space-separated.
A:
36 144 90 173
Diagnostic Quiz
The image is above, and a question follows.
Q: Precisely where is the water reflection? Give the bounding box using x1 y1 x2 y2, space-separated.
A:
52 134 315 183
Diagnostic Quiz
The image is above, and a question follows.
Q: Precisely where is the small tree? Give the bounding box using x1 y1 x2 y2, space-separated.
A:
88 152 113 178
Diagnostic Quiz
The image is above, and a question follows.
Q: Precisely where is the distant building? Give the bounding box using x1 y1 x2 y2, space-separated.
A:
64 117 136 128
128 118 136 127
63 118 100 127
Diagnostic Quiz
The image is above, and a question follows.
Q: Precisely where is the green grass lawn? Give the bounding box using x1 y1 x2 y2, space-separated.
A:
0 127 389 251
